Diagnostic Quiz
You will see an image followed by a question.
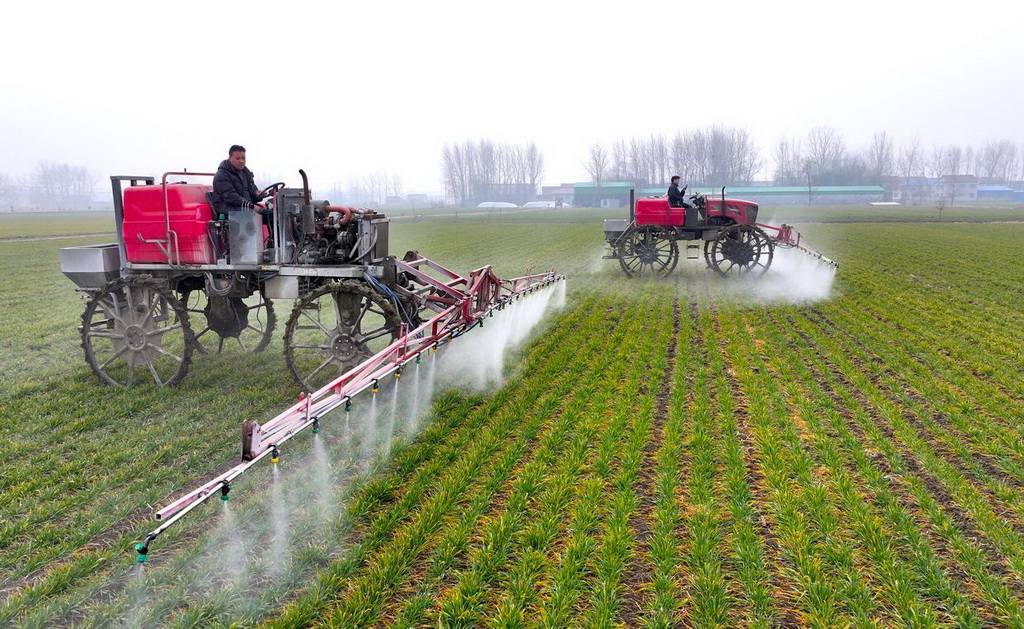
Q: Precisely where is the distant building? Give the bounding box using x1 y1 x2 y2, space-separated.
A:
977 185 1015 202
891 176 975 205
936 175 978 203
539 183 575 205
573 182 634 208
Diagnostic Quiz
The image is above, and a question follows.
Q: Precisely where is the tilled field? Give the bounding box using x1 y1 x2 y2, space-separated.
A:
1 216 1023 627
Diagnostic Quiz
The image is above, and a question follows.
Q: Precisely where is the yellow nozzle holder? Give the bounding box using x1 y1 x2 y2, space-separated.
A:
270 446 280 464
371 379 379 394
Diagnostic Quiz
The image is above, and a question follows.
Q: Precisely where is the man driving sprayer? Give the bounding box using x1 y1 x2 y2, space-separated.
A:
212 144 274 244
667 175 693 210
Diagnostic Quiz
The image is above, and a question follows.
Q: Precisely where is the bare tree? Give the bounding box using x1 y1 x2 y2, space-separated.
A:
363 171 383 205
805 126 846 184
926 145 943 178
628 138 645 184
772 136 803 185
0 173 19 210
441 139 545 204
898 136 923 204
31 161 96 209
584 144 609 185
388 173 403 198
649 134 668 185
804 159 817 206
523 142 545 191
946 145 964 207
611 140 628 181
441 143 470 203
979 140 1017 181
866 131 895 184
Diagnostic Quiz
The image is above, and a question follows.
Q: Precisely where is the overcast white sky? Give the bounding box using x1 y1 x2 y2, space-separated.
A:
2 0 1021 194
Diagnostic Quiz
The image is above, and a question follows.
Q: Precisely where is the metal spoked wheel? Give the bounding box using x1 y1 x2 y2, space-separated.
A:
704 224 775 277
616 225 679 278
284 279 401 392
181 289 276 354
81 276 194 387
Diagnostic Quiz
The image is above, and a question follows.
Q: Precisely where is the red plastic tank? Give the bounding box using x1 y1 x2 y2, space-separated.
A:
123 184 216 264
635 197 683 227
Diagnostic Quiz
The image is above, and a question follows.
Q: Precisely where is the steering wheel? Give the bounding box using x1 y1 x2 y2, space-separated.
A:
258 182 286 199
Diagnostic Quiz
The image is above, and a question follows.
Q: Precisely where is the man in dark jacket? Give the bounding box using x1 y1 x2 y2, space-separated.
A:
667 175 692 209
212 145 263 214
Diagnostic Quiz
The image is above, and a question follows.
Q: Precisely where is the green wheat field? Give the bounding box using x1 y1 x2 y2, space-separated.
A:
2 204 1024 627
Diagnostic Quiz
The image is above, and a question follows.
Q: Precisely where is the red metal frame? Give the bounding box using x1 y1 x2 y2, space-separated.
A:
144 259 563 544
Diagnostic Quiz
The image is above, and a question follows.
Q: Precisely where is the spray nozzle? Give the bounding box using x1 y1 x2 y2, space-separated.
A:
270 446 280 464
395 367 402 379
343 396 352 412
134 542 149 563
311 417 320 434
220 483 231 501
135 534 155 563
371 379 379 394
415 354 421 365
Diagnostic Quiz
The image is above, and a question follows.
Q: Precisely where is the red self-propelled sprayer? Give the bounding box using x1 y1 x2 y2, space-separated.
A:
603 187 838 278
58 169 563 560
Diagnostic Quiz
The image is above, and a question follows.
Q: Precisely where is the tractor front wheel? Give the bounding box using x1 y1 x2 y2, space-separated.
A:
81 276 195 387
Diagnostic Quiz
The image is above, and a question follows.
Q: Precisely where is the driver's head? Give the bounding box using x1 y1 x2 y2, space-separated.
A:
671 175 680 184
228 145 247 170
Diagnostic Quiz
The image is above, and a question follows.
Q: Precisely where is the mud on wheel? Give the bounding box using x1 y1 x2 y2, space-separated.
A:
704 223 774 277
616 225 679 278
81 276 194 387
284 279 401 392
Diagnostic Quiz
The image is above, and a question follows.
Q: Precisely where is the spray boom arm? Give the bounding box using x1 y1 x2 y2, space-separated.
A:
757 223 839 269
140 255 563 556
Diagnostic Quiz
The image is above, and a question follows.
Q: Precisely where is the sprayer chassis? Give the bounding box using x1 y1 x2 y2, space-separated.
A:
60 173 489 390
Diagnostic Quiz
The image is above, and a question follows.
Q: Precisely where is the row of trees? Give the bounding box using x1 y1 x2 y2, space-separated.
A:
581 126 1024 189
585 126 763 187
0 161 98 210
441 140 545 203
772 129 1024 187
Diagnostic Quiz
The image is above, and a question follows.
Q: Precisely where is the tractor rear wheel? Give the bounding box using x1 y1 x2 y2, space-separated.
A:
284 280 401 392
181 288 276 354
616 225 679 278
704 224 774 277
81 276 194 387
